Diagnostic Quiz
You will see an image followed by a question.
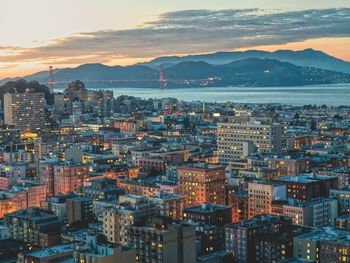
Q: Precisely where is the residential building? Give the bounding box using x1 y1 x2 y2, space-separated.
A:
248 181 286 218
4 207 62 247
149 193 186 220
103 195 159 245
217 117 284 162
225 214 299 263
275 198 338 226
177 164 227 207
3 91 46 131
273 174 338 202
268 157 310 177
330 187 350 214
73 234 135 263
66 196 93 224
126 217 196 263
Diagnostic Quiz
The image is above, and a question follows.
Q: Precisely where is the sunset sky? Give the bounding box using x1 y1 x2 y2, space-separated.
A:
1 0 350 78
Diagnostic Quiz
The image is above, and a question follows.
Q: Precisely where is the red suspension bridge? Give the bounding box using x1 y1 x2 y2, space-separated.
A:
46 66 219 88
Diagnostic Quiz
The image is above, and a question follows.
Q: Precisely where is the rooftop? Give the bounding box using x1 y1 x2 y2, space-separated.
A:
184 203 231 213
24 244 74 258
296 227 350 243
5 207 58 221
275 173 337 184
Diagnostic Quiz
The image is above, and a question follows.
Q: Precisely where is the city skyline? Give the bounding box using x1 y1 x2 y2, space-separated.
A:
1 0 350 78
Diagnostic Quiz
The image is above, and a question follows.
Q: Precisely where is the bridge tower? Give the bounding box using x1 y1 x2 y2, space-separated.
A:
159 65 167 89
48 66 54 93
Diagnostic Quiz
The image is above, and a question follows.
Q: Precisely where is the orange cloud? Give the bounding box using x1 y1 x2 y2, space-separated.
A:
1 8 350 79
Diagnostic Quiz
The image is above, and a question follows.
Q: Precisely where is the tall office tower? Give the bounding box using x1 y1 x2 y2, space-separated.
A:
217 117 284 163
4 91 46 132
177 164 227 207
248 181 286 219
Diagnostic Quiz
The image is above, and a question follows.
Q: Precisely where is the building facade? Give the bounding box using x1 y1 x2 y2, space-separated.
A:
4 91 46 132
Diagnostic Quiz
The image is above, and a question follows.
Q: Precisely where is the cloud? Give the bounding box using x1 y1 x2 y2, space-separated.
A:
1 7 350 66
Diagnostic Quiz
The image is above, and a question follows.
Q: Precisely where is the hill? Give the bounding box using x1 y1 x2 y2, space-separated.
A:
0 79 53 106
145 49 350 74
1 55 350 88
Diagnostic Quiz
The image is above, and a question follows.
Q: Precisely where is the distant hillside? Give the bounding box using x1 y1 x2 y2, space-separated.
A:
1 64 159 85
0 79 53 106
144 49 350 74
1 56 350 88
163 58 350 87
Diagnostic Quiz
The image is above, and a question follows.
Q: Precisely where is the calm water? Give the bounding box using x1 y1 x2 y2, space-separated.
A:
57 84 350 106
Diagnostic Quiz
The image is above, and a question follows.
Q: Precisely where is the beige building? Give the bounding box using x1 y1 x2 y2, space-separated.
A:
248 181 286 218
268 157 309 177
4 91 46 132
149 193 186 220
217 117 284 162
274 198 338 226
103 195 159 245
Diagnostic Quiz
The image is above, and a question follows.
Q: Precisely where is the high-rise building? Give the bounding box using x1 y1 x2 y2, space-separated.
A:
293 227 350 262
319 168 350 189
40 162 90 196
103 195 159 245
0 190 27 218
54 163 89 196
177 164 227 207
4 91 46 131
66 196 93 224
126 217 196 263
183 203 232 226
13 181 47 208
0 181 47 218
217 117 284 163
78 178 124 201
228 191 249 223
183 203 232 255
267 157 310 177
330 187 350 214
53 93 70 114
272 174 338 202
273 197 338 226
5 207 62 247
248 181 286 218
149 193 186 220
225 214 299 263
40 193 77 220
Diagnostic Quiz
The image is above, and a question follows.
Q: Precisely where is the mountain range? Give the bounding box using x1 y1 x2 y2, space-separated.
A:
1 49 350 88
143 48 350 74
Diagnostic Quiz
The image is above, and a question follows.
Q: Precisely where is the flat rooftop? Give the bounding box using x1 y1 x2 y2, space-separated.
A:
184 203 230 213
275 173 337 184
25 244 74 258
